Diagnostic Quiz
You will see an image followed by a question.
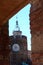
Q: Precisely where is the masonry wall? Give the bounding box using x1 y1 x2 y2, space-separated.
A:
30 0 43 65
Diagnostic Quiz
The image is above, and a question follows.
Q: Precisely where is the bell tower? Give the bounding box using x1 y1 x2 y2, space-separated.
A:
9 18 28 65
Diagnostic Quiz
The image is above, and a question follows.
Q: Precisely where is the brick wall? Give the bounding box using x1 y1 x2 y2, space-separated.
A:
9 35 28 62
30 0 43 65
32 53 43 65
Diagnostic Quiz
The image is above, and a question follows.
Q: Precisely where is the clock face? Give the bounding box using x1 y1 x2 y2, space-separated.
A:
12 44 20 52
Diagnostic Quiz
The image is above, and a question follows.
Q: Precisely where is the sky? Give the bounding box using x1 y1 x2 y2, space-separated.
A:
9 4 31 50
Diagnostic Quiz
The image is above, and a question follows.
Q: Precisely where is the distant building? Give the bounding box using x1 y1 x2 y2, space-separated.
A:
9 19 28 65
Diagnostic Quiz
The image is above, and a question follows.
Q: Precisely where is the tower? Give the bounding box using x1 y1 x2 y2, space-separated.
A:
13 18 22 38
9 19 28 65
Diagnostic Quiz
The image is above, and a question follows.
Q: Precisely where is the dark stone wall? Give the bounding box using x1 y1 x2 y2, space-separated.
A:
0 22 10 65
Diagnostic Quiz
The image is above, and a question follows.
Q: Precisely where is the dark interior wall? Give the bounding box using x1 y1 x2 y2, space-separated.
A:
0 21 10 65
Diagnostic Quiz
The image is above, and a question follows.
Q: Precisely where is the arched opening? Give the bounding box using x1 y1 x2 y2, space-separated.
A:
9 3 32 65
9 4 31 51
0 0 43 65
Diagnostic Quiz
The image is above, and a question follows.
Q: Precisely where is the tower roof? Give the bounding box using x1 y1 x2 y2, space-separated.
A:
13 17 22 37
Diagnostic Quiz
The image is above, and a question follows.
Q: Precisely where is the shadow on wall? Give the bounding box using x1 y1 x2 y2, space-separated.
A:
14 58 32 65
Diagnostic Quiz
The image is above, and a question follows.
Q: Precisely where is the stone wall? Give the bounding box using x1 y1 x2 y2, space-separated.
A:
30 0 43 65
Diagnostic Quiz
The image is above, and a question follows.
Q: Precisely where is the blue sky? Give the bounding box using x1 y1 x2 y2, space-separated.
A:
9 4 31 50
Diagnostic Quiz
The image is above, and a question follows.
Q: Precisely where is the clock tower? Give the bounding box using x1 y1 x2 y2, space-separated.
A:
9 19 28 65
